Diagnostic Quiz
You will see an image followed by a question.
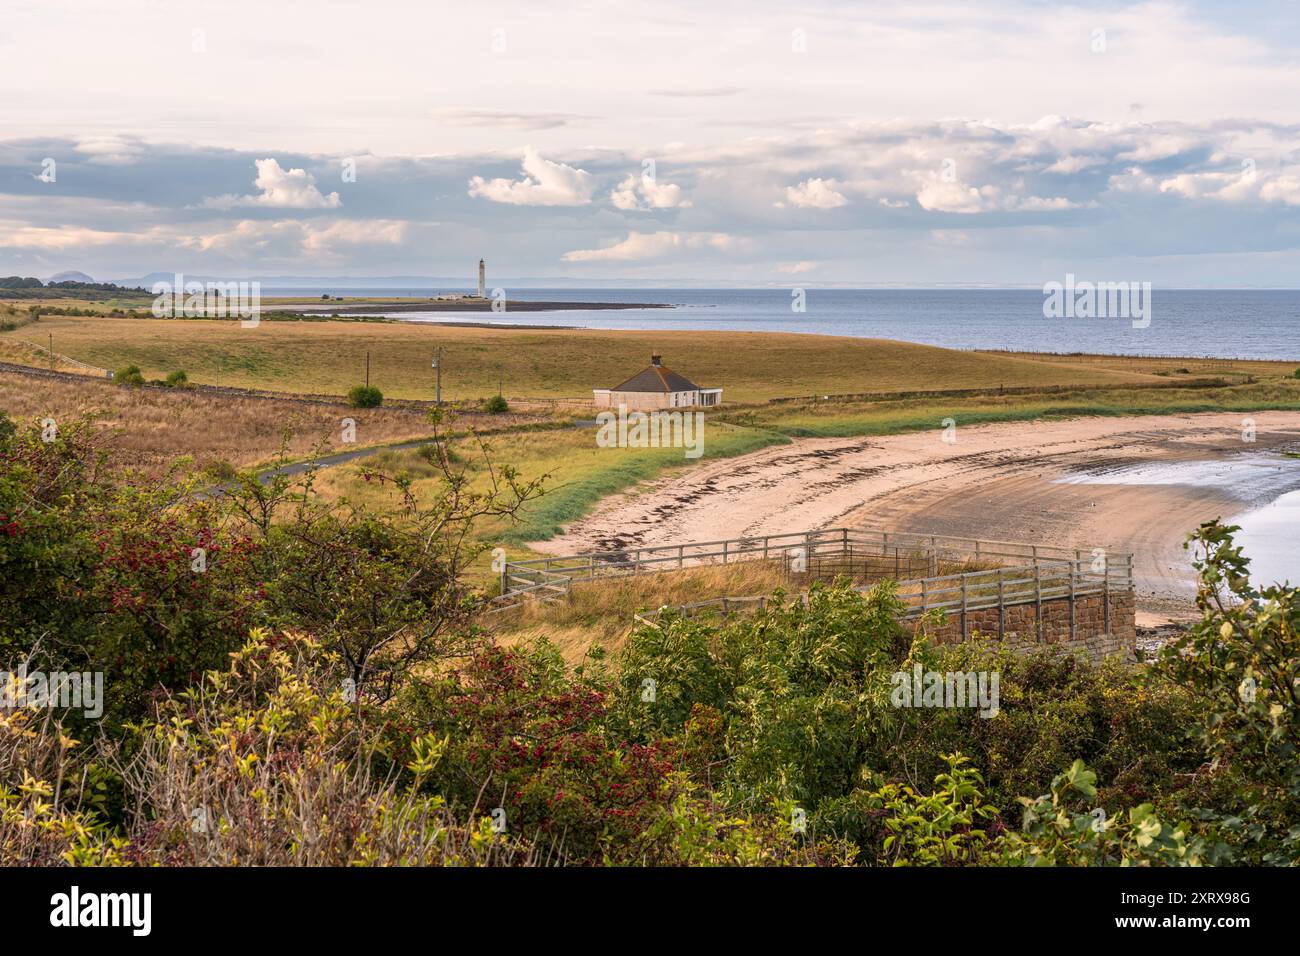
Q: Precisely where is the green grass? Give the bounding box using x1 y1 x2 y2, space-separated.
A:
719 381 1300 438
501 423 787 544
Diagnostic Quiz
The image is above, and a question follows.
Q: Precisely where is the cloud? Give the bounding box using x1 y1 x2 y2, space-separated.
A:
783 178 848 209
1124 163 1300 207
201 158 341 210
778 261 817 274
74 136 144 166
0 218 144 250
431 108 594 130
562 231 737 262
647 87 744 98
915 178 988 213
186 218 406 258
468 146 595 206
610 173 691 210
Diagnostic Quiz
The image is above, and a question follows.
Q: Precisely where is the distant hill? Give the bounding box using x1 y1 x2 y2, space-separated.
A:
48 270 96 284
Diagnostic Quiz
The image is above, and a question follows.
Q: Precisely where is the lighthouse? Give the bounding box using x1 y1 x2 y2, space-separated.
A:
477 259 486 298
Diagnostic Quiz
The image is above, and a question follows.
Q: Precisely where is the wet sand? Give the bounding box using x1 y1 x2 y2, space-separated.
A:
530 411 1300 620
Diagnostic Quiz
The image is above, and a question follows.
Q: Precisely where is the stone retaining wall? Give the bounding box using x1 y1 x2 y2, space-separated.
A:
916 590 1136 662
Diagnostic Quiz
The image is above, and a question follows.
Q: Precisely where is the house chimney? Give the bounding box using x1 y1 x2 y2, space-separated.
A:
650 354 662 366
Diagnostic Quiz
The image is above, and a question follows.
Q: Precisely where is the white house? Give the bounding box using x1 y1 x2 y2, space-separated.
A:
593 355 722 410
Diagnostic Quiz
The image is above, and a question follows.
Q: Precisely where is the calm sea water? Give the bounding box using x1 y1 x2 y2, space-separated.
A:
280 288 1300 361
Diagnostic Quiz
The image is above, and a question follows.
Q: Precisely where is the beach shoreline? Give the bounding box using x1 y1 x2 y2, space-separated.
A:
530 410 1300 620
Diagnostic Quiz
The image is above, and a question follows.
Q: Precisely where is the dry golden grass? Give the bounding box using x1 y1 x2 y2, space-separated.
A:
2 315 1165 403
488 562 794 661
485 554 1001 663
0 369 440 474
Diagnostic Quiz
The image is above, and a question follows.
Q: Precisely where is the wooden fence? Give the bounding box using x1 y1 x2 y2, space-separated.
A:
492 526 1134 622
500 527 1123 595
634 556 1132 643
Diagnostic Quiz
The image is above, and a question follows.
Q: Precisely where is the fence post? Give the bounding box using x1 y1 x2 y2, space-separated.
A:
1069 562 1076 641
997 567 1005 639
723 540 729 565
678 545 684 570
1034 563 1042 642
960 575 968 642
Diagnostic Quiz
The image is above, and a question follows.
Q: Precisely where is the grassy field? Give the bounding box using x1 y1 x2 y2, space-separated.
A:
0 314 1177 403
718 379 1300 437
310 419 788 547
0 368 562 475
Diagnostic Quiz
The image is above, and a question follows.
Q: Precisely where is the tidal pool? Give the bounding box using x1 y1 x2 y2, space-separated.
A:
1231 489 1300 589
1056 453 1300 589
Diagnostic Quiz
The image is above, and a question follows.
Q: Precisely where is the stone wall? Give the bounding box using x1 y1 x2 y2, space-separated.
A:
912 590 1136 662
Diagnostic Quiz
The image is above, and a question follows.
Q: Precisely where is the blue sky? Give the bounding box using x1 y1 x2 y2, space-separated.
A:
3 0 1300 285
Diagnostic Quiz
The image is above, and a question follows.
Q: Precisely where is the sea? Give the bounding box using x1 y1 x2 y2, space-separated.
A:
274 287 1300 361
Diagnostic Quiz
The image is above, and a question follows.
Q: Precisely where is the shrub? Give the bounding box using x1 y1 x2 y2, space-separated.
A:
164 369 189 387
113 364 144 386
482 394 509 414
347 384 383 408
202 458 237 481
1156 520 1300 865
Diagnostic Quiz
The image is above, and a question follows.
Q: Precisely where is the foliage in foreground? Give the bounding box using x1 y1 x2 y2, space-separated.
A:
0 412 1295 865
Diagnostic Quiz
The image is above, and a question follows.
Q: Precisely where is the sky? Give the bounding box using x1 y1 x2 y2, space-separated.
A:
3 0 1300 286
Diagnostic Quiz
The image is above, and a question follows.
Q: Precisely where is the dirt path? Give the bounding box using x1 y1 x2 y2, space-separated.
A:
530 411 1300 618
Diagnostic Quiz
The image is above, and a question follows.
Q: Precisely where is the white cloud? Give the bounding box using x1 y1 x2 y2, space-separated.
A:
74 136 144 166
610 173 691 210
187 218 405 258
778 261 817 274
0 218 144 250
468 146 594 206
1125 164 1300 207
784 178 848 209
1259 174 1300 206
201 158 341 210
915 178 988 213
562 230 737 262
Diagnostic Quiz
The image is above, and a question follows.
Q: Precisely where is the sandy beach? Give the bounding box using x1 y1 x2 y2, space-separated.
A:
531 411 1300 620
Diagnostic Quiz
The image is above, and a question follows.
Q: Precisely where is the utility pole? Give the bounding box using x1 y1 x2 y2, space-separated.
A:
365 351 370 388
49 332 53 371
432 348 442 405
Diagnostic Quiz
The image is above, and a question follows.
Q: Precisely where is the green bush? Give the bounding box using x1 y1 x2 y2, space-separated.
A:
113 364 144 386
164 369 189 387
482 394 509 414
347 384 383 408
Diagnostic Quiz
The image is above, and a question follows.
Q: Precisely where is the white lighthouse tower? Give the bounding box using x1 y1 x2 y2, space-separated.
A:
477 259 486 298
